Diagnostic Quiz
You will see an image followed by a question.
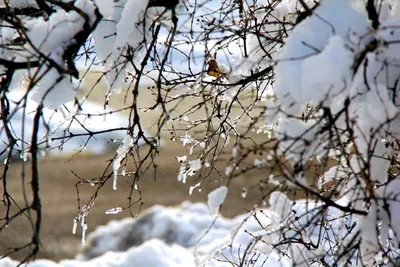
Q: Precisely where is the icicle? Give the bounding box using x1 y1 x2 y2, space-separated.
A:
72 219 78 234
81 220 88 245
20 151 28 162
112 135 134 190
225 166 233 176
112 172 118 190
241 188 247 198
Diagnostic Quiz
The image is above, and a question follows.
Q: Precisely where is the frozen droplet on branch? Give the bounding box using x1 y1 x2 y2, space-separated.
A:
72 219 78 234
105 207 123 215
241 188 247 198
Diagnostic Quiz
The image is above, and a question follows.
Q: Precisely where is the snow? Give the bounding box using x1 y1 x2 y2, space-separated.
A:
177 158 202 183
25 0 96 54
271 0 400 160
105 207 124 215
269 191 291 221
92 0 179 93
3 0 400 266
0 0 38 8
30 67 77 109
17 0 98 109
0 90 134 158
93 0 114 19
112 135 134 190
358 176 400 261
273 0 400 163
274 0 370 113
207 186 228 216
114 0 148 50
92 0 131 93
3 240 196 267
300 36 353 104
265 0 400 265
318 165 347 190
175 155 187 163
2 196 367 267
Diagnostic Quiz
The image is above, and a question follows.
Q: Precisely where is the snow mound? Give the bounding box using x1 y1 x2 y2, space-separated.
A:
78 201 241 260
2 197 365 266
66 239 195 267
1 240 195 267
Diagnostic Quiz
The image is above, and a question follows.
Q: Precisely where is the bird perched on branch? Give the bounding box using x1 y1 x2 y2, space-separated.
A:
207 58 230 79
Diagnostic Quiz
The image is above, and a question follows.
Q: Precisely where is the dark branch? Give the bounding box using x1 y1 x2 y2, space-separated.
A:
366 0 380 29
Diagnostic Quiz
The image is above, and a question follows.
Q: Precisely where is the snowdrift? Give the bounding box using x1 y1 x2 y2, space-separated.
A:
2 192 359 267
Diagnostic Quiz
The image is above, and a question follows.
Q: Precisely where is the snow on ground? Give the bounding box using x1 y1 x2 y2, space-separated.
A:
1 192 358 267
0 201 273 267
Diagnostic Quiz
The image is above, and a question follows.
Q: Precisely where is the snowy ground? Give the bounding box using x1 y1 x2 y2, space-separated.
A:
1 187 289 267
1 187 354 267
0 204 260 267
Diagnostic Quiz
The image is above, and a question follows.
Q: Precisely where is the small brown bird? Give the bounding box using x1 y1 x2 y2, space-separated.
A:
207 59 222 78
207 58 229 79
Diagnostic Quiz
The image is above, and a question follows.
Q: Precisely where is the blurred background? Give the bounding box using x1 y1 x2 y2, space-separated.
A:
0 72 269 261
